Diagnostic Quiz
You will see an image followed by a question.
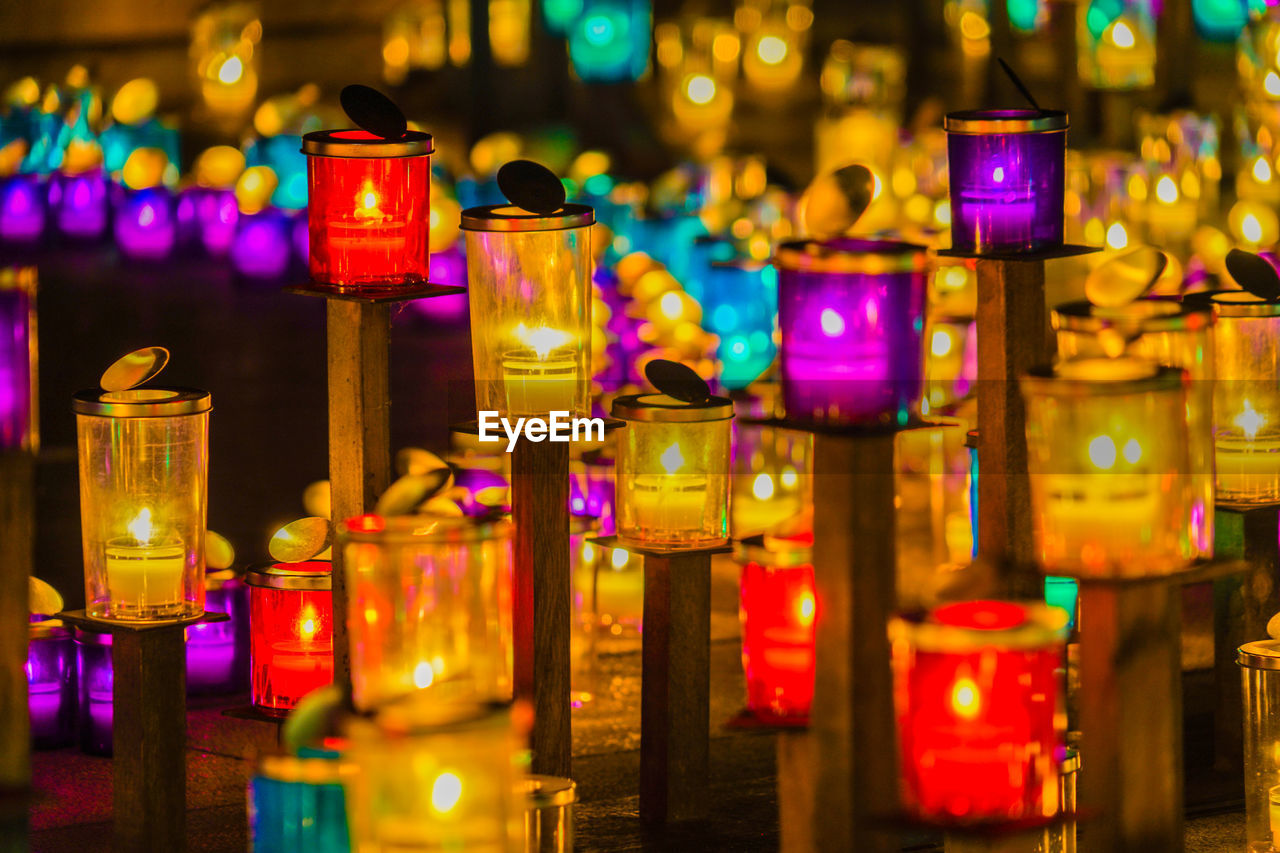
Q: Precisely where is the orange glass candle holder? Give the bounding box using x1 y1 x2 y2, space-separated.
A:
247 561 335 712
302 129 433 290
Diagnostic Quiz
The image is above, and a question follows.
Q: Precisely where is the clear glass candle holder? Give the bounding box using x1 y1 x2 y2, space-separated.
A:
1239 640 1280 853
247 561 335 713
1052 298 1215 556
774 238 928 427
736 534 816 724
76 629 113 756
1022 358 1195 578
302 129 433 290
343 700 526 853
945 110 1068 255
524 775 576 853
1189 291 1280 506
74 387 210 621
250 748 354 853
0 265 37 452
612 392 733 548
340 514 513 712
28 620 77 749
890 600 1068 825
462 204 594 419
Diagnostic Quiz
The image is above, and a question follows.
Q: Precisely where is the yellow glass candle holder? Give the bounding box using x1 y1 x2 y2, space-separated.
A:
340 513 513 712
462 204 594 418
612 393 733 548
1191 291 1280 506
1052 298 1215 557
1021 357 1195 578
74 387 210 620
344 699 526 852
1239 641 1280 853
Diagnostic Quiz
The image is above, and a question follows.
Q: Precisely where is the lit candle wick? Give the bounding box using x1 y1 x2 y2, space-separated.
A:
659 442 685 474
127 508 154 546
1237 399 1267 441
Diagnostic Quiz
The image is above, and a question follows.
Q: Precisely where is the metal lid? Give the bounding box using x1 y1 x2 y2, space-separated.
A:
1019 359 1186 397
460 203 594 233
890 600 1069 652
301 129 433 158
1185 289 1280 318
526 775 577 809
944 109 1069 134
1239 639 1280 670
1061 746 1080 775
612 392 734 423
74 628 113 646
1052 298 1213 334
773 237 928 275
256 751 354 784
339 513 511 545
72 386 211 418
0 266 36 293
734 532 813 568
29 619 70 641
244 560 333 591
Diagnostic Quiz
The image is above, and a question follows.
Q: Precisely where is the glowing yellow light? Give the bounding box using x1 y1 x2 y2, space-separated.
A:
942 266 968 290
751 473 775 501
1154 175 1178 204
1127 174 1147 202
660 443 686 474
298 607 319 642
796 593 815 625
611 548 630 570
1122 438 1142 465
1255 157 1274 184
951 677 981 719
1088 435 1118 470
1236 399 1266 441
820 308 845 336
933 200 951 227
217 56 244 85
383 35 411 68
780 467 799 489
364 607 378 623
1105 222 1129 250
127 508 154 545
756 35 788 65
685 74 716 105
930 328 954 358
1244 213 1265 244
362 190 378 210
871 171 883 200
515 323 574 358
959 10 990 40
430 772 463 813
1109 20 1136 49
659 291 684 320
413 661 435 688
1266 71 1280 98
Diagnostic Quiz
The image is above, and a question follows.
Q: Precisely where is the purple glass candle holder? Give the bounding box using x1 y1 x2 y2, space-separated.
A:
187 571 250 695
114 185 177 260
0 266 36 452
231 208 293 279
189 186 239 257
0 174 47 244
775 238 928 427
76 630 113 756
945 109 1068 255
28 620 77 749
53 170 109 240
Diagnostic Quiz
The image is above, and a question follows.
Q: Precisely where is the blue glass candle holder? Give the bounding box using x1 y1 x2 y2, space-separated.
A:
568 0 652 82
250 748 352 853
703 259 779 390
28 620 77 749
77 630 113 756
945 110 1068 255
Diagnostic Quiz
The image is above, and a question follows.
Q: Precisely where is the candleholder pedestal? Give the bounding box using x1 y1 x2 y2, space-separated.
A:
57 609 230 852
0 453 33 849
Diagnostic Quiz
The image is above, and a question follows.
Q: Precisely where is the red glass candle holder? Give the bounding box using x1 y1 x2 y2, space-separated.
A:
890 600 1068 825
302 129 433 290
247 561 335 713
736 534 815 724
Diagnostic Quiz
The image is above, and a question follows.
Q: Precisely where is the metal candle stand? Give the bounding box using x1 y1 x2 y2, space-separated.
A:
56 608 230 852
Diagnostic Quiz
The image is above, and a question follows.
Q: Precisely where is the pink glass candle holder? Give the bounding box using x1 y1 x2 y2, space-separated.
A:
0 174 47 243
114 185 177 260
247 561 335 713
187 570 250 695
76 629 114 756
774 238 928 427
302 129 433 290
945 110 1068 255
890 600 1068 825
53 170 109 239
28 620 77 749
0 266 37 452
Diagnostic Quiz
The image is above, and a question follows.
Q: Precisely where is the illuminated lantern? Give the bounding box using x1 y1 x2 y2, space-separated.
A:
114 185 177 260
231 207 294 279
344 700 526 852
1053 298 1215 556
702 259 778 390
340 514 513 712
1238 640 1280 853
1197 0 1252 43
250 748 352 853
186 569 250 695
52 169 109 239
303 129 433 290
568 0 651 83
246 135 308 211
28 620 77 749
247 561 335 713
543 0 584 34
890 600 1068 823
76 629 113 756
0 174 47 243
612 391 733 547
731 419 811 539
945 110 1068 255
736 534 815 723
1021 357 1195 577
0 266 37 451
74 386 210 620
461 202 594 418
1190 291 1280 505
774 238 927 427
191 1 262 121
1138 111 1220 243
1076 0 1157 90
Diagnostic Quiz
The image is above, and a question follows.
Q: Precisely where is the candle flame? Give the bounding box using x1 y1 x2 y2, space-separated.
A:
413 661 435 688
659 442 686 474
298 606 319 641
431 771 463 813
1088 435 1117 470
951 676 981 720
127 508 154 545
796 592 815 626
1237 399 1266 441
752 472 775 501
514 323 574 359
819 308 845 338
1155 175 1178 205
610 548 630 570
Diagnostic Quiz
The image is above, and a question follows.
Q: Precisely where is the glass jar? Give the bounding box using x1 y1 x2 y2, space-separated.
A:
76 629 113 756
74 386 210 621
524 775 576 853
247 561 335 713
186 569 250 695
250 747 353 853
0 265 36 451
28 620 76 749
1240 640 1280 853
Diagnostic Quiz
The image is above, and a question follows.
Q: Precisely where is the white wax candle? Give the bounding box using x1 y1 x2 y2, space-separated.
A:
631 473 708 537
501 347 577 415
105 538 185 610
1041 475 1161 572
1216 433 1280 504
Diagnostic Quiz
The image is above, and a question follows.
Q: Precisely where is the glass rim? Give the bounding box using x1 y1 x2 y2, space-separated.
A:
1020 360 1186 397
301 128 433 158
773 237 928 275
460 203 595 233
1185 288 1280 317
244 560 333 591
890 600 1068 652
72 386 211 417
339 513 511 545
611 392 735 422
944 108 1069 134
1239 640 1280 670
1051 298 1214 334
29 619 70 641
526 774 578 808
368 696 512 737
